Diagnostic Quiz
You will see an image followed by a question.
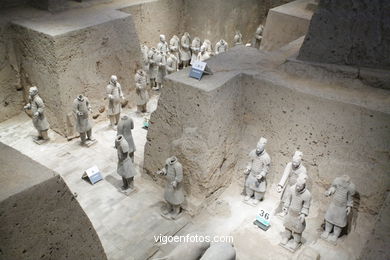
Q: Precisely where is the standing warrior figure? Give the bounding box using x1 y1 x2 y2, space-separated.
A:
117 114 135 162
197 45 210 62
73 94 95 146
215 39 228 55
169 35 180 63
166 51 178 74
180 32 191 68
155 51 167 90
321 175 355 243
157 34 169 54
156 156 185 219
190 37 201 65
202 39 214 56
252 24 264 49
233 31 243 46
115 135 137 191
134 69 149 113
140 44 150 85
106 75 124 128
277 151 307 216
148 47 159 90
280 177 311 251
24 86 50 143
244 137 271 205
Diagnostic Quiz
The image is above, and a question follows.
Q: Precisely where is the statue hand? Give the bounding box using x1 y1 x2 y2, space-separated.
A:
346 207 351 215
33 112 39 117
277 185 283 193
244 168 250 175
77 111 83 116
324 190 331 197
172 181 177 188
299 214 306 223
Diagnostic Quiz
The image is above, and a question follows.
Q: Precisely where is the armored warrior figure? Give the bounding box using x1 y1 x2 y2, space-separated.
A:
321 175 355 243
233 31 243 46
215 39 228 55
156 156 185 219
180 32 191 68
244 137 271 205
169 35 180 63
148 48 159 90
155 51 167 90
134 69 149 113
140 44 150 85
117 114 135 162
166 51 178 74
157 34 169 54
73 94 95 146
24 86 50 142
280 177 311 251
115 135 137 191
277 151 307 216
190 37 201 65
252 24 264 49
197 45 210 62
202 39 214 56
106 75 124 128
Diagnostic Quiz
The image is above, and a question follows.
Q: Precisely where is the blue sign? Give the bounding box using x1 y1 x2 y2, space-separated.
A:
189 68 204 80
84 166 103 185
189 61 212 80
256 208 271 227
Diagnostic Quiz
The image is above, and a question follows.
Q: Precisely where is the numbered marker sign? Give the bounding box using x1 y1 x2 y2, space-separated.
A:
189 61 212 80
256 208 272 227
84 166 103 185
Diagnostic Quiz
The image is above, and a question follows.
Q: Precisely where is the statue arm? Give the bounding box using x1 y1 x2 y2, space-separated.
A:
35 97 45 114
301 194 311 216
130 118 134 130
283 187 293 210
175 163 183 183
278 163 291 188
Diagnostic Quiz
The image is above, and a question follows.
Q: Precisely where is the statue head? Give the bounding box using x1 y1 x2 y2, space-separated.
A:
256 137 267 155
200 45 206 53
169 156 178 164
292 151 303 169
160 34 166 42
29 86 38 97
137 69 144 76
295 176 306 193
110 75 118 85
77 94 84 101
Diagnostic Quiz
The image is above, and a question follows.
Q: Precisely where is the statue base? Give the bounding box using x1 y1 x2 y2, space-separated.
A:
120 187 137 196
33 138 50 145
279 241 302 252
82 139 97 147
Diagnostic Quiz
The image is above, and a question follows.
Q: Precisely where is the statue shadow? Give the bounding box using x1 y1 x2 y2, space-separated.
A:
105 174 123 191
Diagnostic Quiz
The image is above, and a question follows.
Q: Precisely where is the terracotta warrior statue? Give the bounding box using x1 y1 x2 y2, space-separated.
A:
148 47 158 90
277 151 307 216
106 75 124 128
197 45 210 62
169 35 180 63
180 32 191 68
157 34 168 54
73 94 95 145
115 135 137 191
156 156 185 219
233 31 243 46
321 175 355 243
134 69 149 113
155 51 167 90
190 37 201 65
166 51 178 74
244 137 271 205
252 24 264 49
280 177 311 251
215 39 228 55
202 39 214 56
117 114 135 162
140 44 150 85
24 86 50 142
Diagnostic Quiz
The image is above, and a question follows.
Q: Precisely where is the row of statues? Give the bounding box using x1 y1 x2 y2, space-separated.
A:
243 137 356 251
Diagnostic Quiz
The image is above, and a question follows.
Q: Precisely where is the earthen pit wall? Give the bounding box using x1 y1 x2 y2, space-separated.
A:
144 72 390 216
144 72 243 209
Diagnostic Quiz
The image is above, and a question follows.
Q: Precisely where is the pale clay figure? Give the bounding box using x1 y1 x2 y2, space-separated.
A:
24 86 50 142
156 156 184 219
215 39 228 55
244 137 271 205
202 39 214 56
253 24 264 49
115 135 137 191
148 48 159 90
169 35 180 62
106 75 124 128
197 45 210 62
166 51 178 74
233 31 243 46
277 151 307 216
190 37 201 65
200 242 236 260
116 114 135 162
140 44 150 85
134 69 149 113
157 34 169 54
155 51 167 90
180 32 191 68
321 175 355 243
281 177 311 251
73 94 95 145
